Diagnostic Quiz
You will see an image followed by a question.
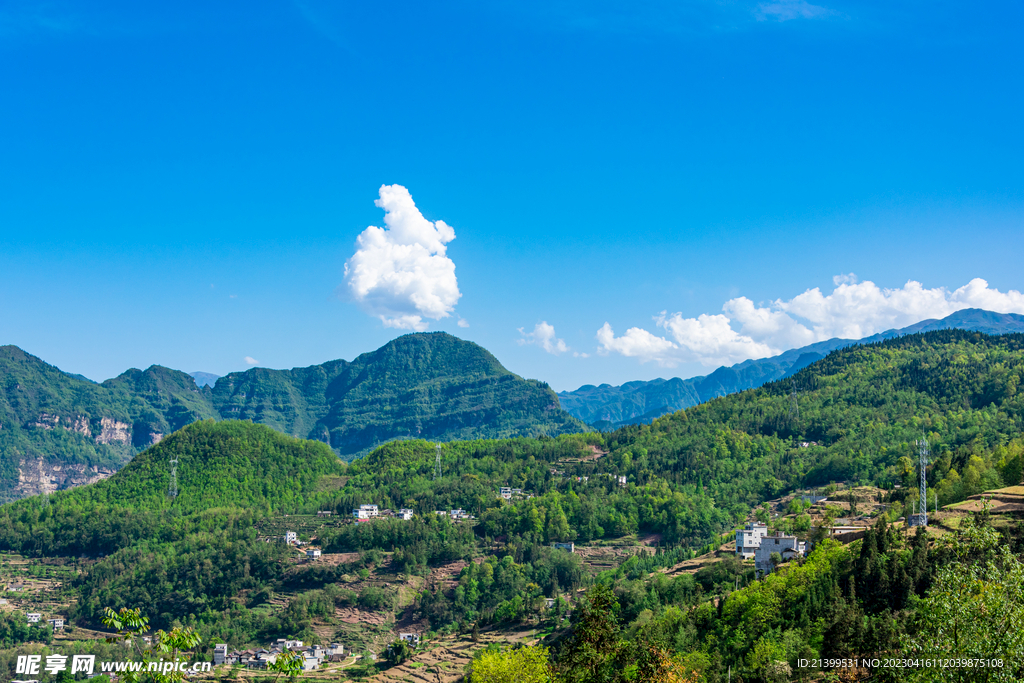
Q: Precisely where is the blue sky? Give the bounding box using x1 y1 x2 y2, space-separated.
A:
1 0 1022 391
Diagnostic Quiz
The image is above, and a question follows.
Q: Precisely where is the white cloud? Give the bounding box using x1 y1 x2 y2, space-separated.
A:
596 323 678 365
598 277 1024 368
344 184 461 331
518 322 570 355
244 356 259 366
458 318 470 328
755 0 836 21
833 272 858 286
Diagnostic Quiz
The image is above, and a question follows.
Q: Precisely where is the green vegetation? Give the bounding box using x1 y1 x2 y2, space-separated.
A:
0 330 1022 681
560 308 1024 429
0 333 587 500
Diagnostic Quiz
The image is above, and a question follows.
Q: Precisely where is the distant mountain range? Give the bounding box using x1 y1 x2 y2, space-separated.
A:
0 333 586 501
558 308 1024 429
189 371 220 388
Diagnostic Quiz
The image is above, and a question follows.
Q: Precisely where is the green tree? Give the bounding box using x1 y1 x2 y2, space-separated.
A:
100 607 202 683
268 650 304 682
904 511 1024 682
470 645 551 683
386 639 413 666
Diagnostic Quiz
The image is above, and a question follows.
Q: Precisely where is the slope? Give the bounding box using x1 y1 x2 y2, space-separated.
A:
0 420 345 557
0 346 219 501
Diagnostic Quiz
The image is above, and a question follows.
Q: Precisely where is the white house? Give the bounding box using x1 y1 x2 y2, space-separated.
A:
26 613 41 623
551 542 575 553
306 548 322 559
353 504 380 519
754 532 806 576
47 618 65 630
499 487 512 500
399 633 421 647
284 531 298 545
213 644 228 665
736 522 768 559
397 508 414 520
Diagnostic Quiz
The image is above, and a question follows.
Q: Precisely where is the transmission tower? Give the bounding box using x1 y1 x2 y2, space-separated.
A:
788 382 801 422
434 443 442 481
167 458 179 499
908 439 929 526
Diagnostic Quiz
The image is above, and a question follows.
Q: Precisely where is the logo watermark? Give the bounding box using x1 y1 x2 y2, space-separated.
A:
16 655 212 676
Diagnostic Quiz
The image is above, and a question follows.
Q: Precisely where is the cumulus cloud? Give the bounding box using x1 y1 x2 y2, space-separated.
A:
597 277 1024 368
518 322 570 355
244 356 259 366
458 318 470 328
344 185 461 331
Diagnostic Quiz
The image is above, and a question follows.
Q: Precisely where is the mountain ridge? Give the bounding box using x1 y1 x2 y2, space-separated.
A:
0 333 586 502
559 308 1024 428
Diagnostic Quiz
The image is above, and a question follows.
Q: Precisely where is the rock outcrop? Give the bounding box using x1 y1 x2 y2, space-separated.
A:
13 460 116 498
97 417 131 445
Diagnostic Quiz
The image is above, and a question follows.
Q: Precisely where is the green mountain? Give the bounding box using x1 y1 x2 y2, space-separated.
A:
560 308 1024 428
209 332 584 455
0 420 345 557
0 333 586 501
1 330 1022 665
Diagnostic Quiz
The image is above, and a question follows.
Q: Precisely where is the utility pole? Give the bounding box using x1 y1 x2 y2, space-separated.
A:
434 443 442 481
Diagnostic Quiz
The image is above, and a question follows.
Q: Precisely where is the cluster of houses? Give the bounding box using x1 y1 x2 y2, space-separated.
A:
735 523 808 576
545 471 629 487
498 487 525 500
23 613 64 629
213 640 346 671
352 504 415 521
281 531 323 559
435 508 474 520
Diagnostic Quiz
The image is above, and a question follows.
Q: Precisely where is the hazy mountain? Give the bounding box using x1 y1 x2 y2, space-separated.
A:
189 371 220 388
559 308 1024 429
0 333 585 501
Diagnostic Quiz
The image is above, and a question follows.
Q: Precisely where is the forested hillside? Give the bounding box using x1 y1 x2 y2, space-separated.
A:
1 331 1023 682
0 333 586 501
560 308 1024 428
209 332 586 455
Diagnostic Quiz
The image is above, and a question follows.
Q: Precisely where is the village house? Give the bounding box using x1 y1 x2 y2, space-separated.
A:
316 510 332 518
213 644 228 665
754 532 806 576
450 509 473 520
283 531 298 545
735 522 768 559
353 504 380 520
550 542 575 553
26 613 41 623
306 548 322 559
397 508 414 520
47 618 64 630
399 633 421 647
